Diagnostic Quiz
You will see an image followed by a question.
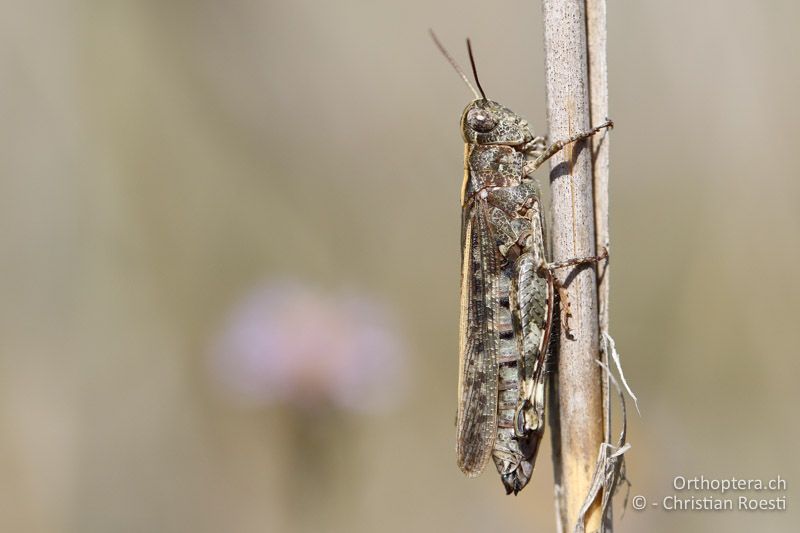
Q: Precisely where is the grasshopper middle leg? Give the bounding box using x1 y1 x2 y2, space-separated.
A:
541 248 609 337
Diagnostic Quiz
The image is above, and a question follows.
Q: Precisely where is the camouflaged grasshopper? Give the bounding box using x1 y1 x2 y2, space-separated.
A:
431 32 611 494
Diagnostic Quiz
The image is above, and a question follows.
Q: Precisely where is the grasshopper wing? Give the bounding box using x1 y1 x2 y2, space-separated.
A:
456 200 501 476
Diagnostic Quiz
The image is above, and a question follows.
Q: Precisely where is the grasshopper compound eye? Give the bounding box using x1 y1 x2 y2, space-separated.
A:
466 107 496 132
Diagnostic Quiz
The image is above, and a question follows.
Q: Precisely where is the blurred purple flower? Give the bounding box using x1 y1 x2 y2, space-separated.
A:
211 281 408 412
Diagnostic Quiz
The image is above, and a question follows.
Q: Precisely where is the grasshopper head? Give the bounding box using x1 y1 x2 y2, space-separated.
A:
461 99 534 146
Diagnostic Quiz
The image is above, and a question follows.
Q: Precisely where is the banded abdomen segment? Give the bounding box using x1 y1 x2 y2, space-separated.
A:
491 265 534 495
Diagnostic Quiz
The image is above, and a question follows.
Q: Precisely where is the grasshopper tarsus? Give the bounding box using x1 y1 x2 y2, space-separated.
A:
597 118 614 131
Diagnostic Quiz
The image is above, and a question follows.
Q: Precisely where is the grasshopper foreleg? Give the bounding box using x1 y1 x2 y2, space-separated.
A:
523 119 613 176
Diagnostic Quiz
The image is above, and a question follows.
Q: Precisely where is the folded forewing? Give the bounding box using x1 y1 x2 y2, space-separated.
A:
456 201 501 476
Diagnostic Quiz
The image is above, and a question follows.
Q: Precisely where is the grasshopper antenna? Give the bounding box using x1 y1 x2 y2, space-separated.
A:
429 29 482 101
465 38 487 101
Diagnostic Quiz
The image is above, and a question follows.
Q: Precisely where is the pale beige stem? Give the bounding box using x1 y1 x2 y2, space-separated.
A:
541 1 604 531
586 0 612 530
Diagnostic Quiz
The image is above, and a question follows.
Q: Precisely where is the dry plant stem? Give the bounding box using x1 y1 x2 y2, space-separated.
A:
585 0 612 530
542 1 604 532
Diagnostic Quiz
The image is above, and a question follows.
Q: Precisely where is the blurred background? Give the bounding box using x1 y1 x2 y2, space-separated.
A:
1 1 798 532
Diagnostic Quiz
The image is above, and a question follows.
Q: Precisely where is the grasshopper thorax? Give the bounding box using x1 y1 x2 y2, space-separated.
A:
461 99 534 147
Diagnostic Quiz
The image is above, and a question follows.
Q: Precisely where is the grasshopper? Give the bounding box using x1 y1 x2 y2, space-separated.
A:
432 32 611 494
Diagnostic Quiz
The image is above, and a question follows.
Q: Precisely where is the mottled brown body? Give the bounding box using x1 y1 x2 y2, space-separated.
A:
456 100 553 494
454 98 611 495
